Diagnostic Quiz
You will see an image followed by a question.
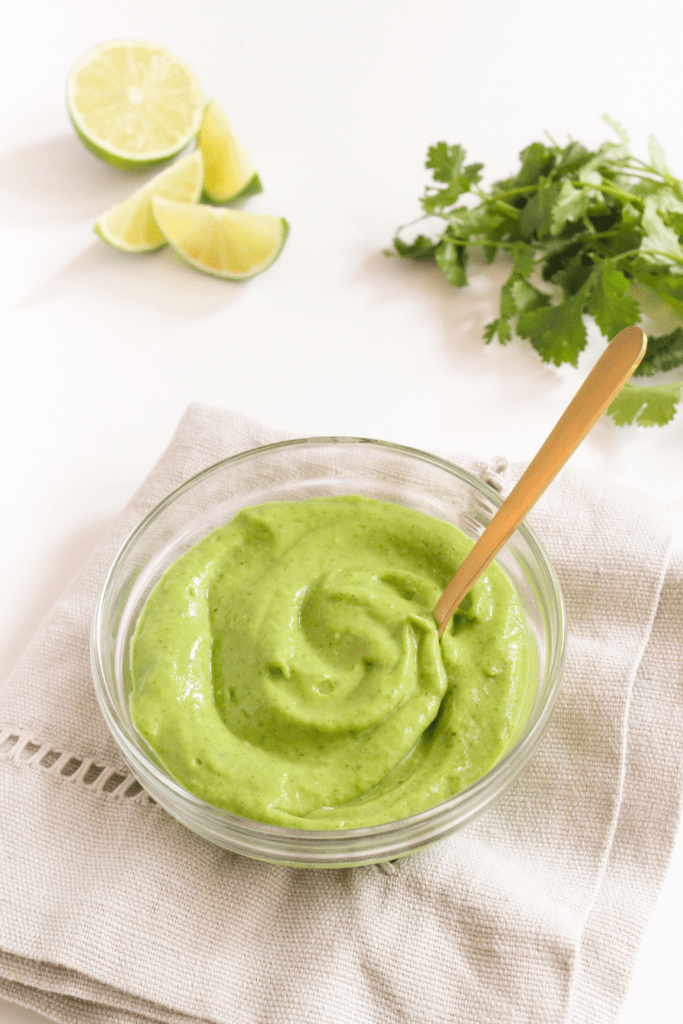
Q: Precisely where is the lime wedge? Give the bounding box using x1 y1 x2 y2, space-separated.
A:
67 40 204 170
151 197 288 279
95 151 204 252
199 99 262 203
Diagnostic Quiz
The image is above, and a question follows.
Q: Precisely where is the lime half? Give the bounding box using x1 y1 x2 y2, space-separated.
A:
152 197 288 279
95 151 204 252
199 99 262 203
68 40 204 170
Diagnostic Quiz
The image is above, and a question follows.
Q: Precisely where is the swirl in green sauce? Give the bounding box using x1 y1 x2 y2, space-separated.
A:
130 496 530 829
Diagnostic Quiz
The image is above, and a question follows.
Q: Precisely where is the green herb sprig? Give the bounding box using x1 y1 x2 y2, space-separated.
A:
390 118 683 426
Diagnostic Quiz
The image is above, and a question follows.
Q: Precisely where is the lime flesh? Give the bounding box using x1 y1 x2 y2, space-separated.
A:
199 99 262 203
68 40 204 169
95 151 204 252
151 197 288 279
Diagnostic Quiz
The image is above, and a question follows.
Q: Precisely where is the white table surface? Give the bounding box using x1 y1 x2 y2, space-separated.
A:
1 1 682 1021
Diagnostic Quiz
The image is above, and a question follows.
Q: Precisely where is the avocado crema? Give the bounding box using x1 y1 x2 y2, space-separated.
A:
130 495 530 829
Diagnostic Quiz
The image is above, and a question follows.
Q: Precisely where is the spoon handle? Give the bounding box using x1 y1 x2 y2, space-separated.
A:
434 325 648 638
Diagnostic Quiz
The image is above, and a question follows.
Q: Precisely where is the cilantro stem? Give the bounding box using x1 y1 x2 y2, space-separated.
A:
623 155 680 188
394 214 434 234
439 236 522 253
474 184 538 205
577 180 643 205
622 247 683 266
604 162 680 189
487 199 519 218
605 163 662 181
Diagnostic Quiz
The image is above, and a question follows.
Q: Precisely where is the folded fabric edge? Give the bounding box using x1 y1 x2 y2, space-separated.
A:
567 546 683 1023
0 971 194 1024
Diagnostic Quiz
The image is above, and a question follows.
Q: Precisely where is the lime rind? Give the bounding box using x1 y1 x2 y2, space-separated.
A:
151 197 288 280
95 151 204 252
199 98 262 204
204 172 263 205
70 43 286 276
67 39 204 170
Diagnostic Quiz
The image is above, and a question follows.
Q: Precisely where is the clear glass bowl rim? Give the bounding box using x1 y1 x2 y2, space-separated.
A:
91 435 567 867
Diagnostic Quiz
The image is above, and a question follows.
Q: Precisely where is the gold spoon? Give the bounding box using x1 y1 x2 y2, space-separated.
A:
434 325 648 639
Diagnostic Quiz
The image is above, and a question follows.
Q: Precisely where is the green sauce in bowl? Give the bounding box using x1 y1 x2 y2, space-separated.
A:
130 495 530 829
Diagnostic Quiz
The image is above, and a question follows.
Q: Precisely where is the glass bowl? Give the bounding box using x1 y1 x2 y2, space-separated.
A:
91 437 565 868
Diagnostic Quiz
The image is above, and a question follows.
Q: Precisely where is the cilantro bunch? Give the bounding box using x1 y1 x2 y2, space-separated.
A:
391 119 683 426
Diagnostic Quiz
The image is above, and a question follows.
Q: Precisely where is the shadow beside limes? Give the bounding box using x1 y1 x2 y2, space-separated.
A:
0 134 157 224
0 134 266 317
16 239 246 319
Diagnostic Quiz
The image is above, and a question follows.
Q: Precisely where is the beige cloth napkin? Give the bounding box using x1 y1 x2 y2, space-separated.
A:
1 403 682 1024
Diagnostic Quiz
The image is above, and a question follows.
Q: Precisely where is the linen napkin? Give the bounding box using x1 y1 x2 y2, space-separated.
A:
1 403 682 1024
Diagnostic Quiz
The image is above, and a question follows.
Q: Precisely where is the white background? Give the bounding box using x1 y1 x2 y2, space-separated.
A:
1 1 682 1020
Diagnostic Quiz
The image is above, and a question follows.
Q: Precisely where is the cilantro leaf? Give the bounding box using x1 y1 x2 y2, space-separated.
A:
435 239 467 286
548 249 594 297
640 196 683 264
511 242 536 278
634 326 683 376
578 166 603 188
447 206 505 240
514 142 556 188
484 318 512 344
517 278 592 366
550 180 591 235
607 382 682 426
587 260 641 339
391 120 683 422
511 278 551 314
422 143 483 213
485 271 552 349
632 267 683 320
519 179 561 240
426 143 466 184
603 115 629 144
652 187 683 216
391 234 438 260
554 141 592 178
499 277 517 320
648 136 672 179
